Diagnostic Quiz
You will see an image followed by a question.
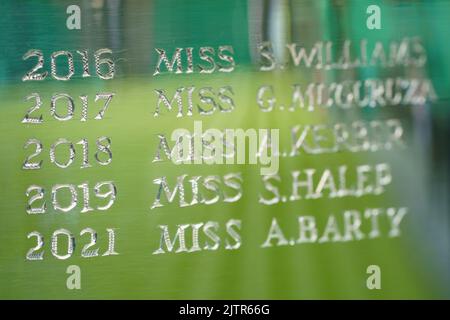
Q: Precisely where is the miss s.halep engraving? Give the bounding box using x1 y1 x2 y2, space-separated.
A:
259 163 392 205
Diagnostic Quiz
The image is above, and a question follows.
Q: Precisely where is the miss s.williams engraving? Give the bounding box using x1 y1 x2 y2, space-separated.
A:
259 163 392 205
258 38 426 71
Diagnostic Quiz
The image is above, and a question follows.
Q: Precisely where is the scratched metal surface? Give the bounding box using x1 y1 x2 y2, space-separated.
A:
0 0 449 299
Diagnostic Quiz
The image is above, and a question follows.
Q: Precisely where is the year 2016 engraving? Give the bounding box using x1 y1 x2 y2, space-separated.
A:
22 49 115 81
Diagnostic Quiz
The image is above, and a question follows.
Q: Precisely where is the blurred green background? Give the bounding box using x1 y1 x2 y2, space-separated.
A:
0 0 449 299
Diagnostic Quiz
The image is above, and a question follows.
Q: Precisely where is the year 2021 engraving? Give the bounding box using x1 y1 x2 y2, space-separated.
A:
26 228 118 260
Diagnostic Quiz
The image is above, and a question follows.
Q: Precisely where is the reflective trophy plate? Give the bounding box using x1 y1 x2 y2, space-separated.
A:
0 0 449 299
